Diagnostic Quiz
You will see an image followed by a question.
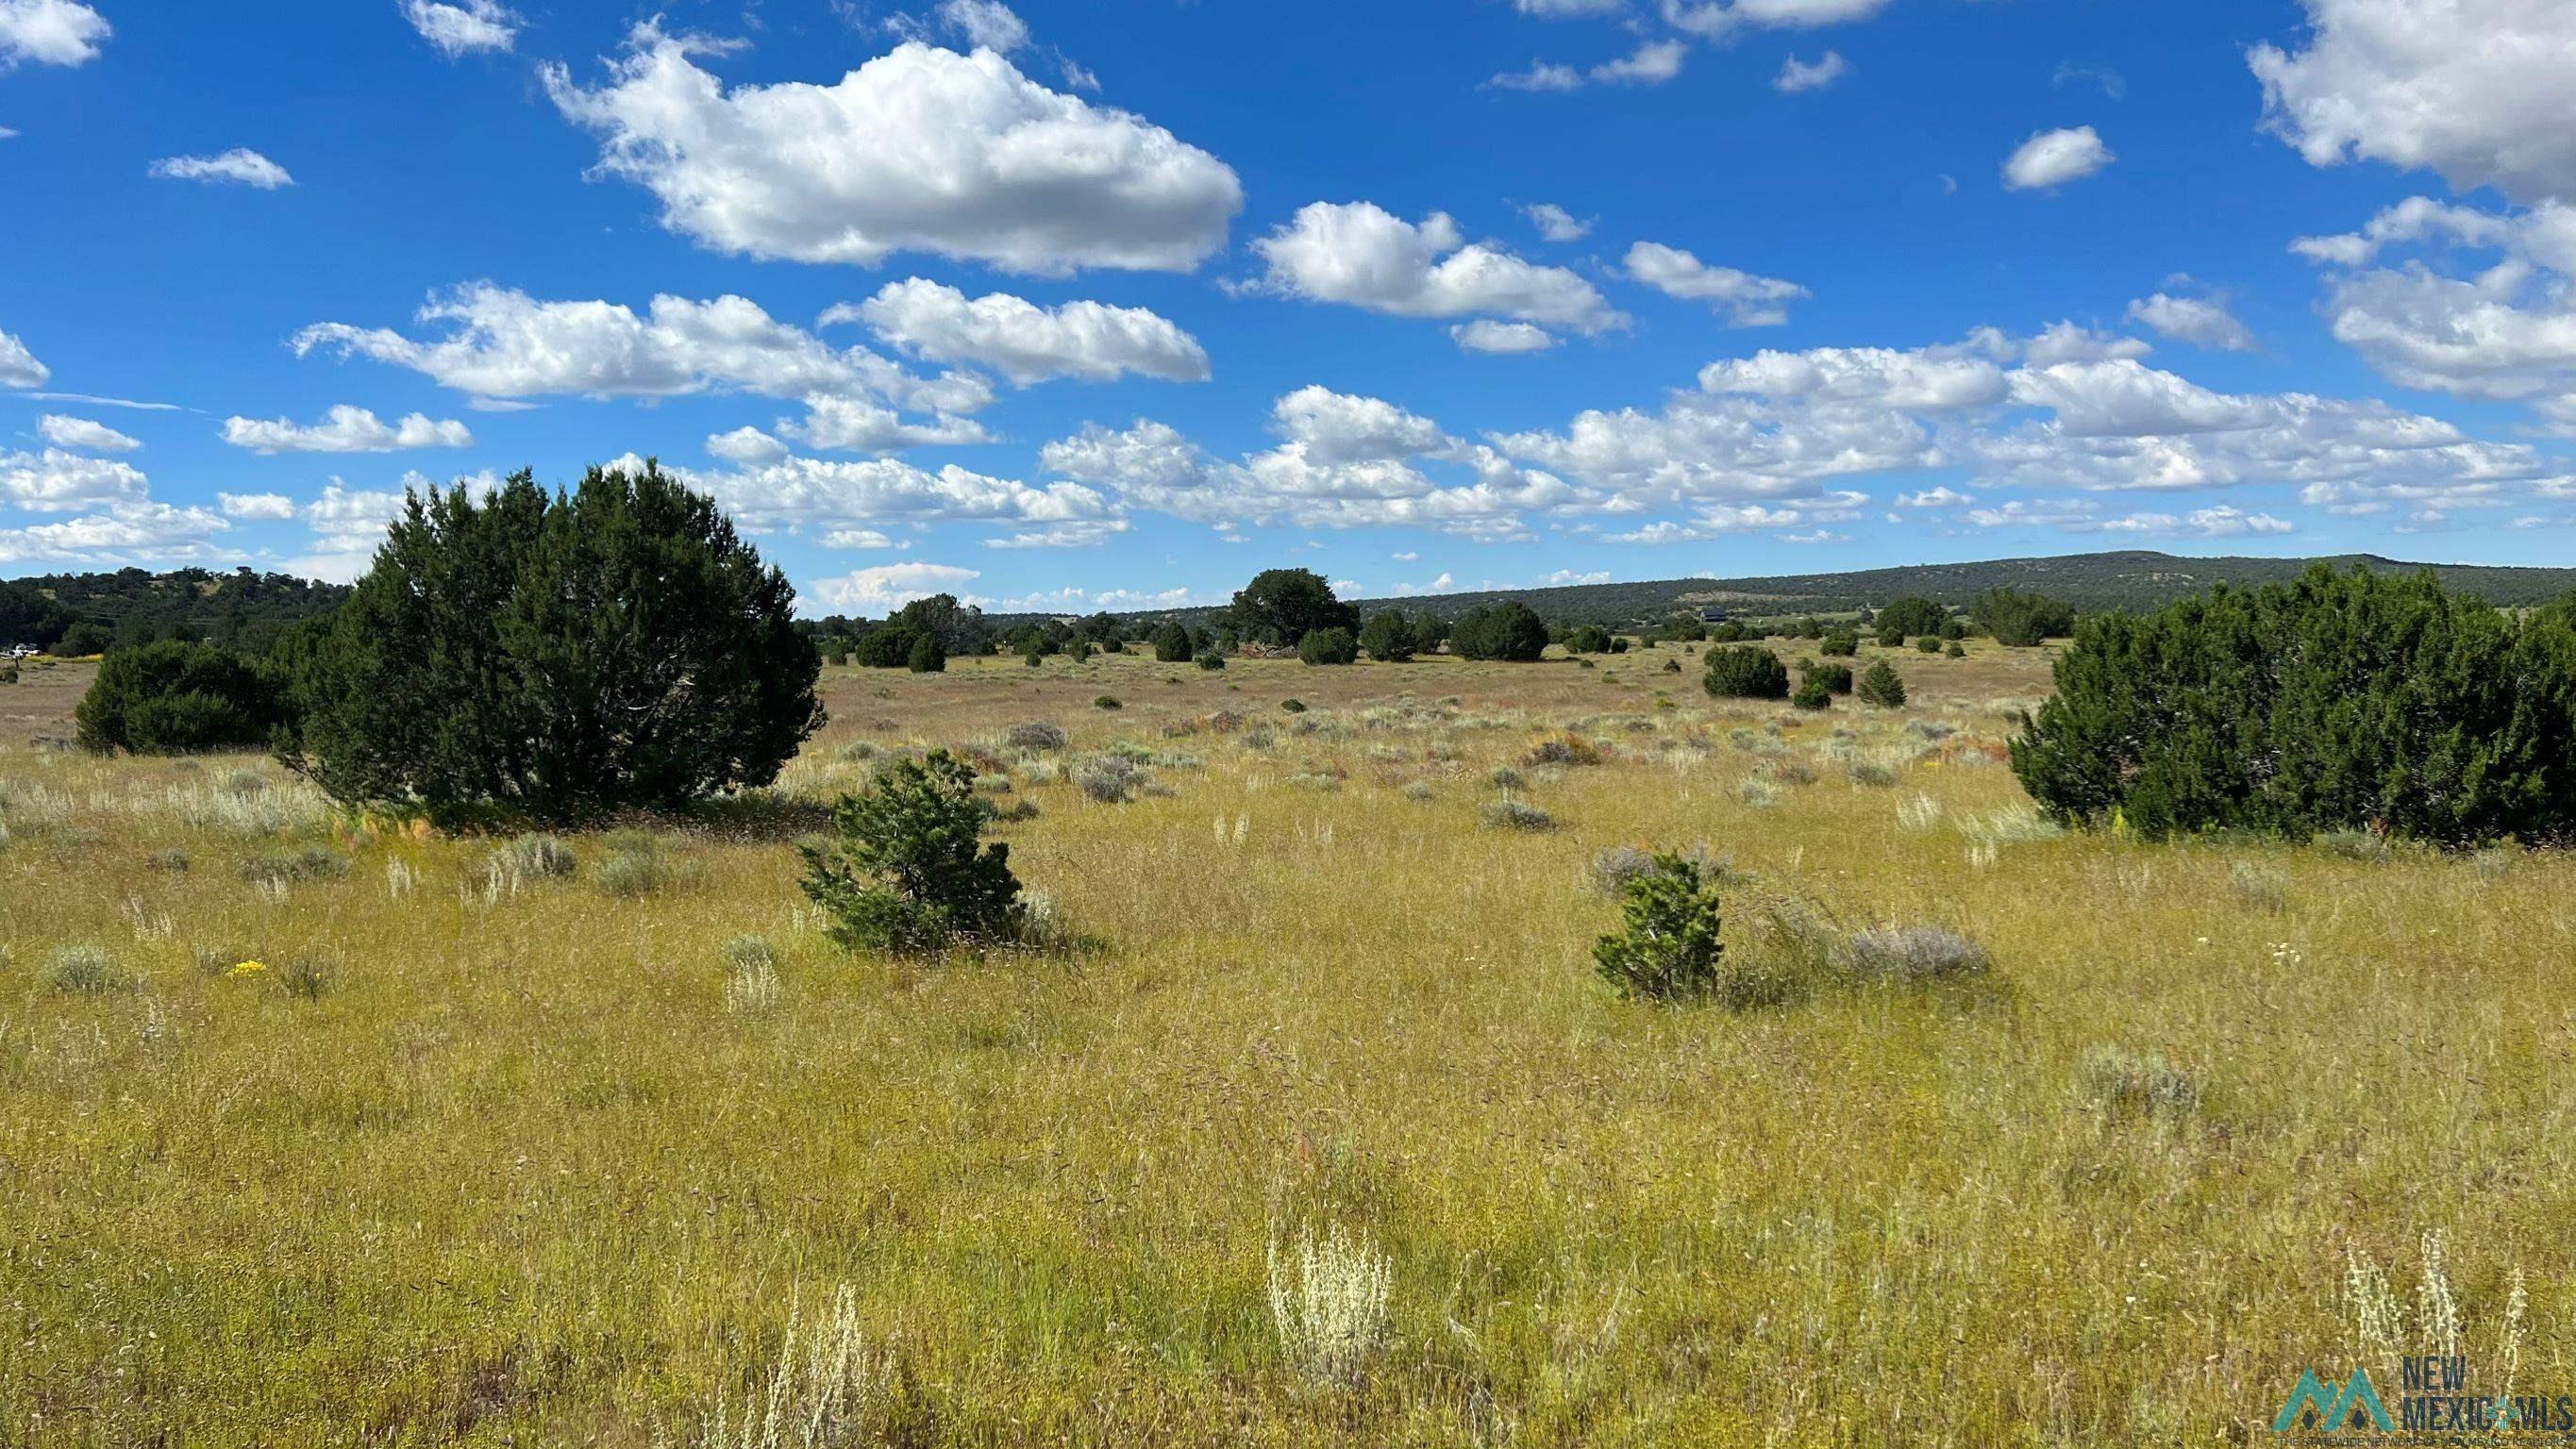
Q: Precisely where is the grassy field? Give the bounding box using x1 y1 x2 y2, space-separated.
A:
1 639 2567 1445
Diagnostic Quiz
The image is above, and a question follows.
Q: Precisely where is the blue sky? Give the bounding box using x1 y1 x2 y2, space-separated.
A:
4 0 2575 616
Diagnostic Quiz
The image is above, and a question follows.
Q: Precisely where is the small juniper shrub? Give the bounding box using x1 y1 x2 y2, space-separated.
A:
1802 661 1854 695
1791 676 1833 711
1093 695 1122 710
799 749 1029 956
1704 646 1790 701
1946 641 1966 658
1280 699 1307 714
1196 651 1227 671
2078 1046 2199 1121
1592 852 1726 1002
1856 659 1908 708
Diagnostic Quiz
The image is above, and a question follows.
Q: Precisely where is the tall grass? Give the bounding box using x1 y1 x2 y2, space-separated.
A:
0 651 2566 1444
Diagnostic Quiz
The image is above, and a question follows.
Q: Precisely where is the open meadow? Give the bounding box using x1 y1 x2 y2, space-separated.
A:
2 639 2569 1445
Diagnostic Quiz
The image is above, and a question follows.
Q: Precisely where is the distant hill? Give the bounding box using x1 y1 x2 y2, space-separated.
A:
1049 550 2576 631
1662 551 2576 615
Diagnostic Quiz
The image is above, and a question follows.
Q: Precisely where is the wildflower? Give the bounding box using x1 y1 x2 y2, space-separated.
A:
227 959 268 978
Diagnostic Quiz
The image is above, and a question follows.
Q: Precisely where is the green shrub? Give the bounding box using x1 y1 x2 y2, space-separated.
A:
595 849 664 898
1298 627 1359 666
1915 635 1943 654
1452 602 1548 662
1151 621 1194 663
1974 587 2076 647
75 641 287 755
1801 661 1853 695
856 628 916 669
2011 565 2576 844
1592 853 1723 1002
1280 698 1307 714
1945 641 1966 658
1791 676 1833 711
1565 625 1614 655
46 943 120 993
1093 694 1122 710
1703 646 1789 700
1856 659 1908 708
799 750 1027 956
1819 632 1860 658
1195 650 1226 671
907 633 947 674
1358 609 1415 662
1875 596 1948 639
1066 639 1095 664
278 461 820 824
1481 798 1557 832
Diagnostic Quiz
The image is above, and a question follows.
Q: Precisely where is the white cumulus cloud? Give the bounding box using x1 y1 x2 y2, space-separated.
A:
1624 242 1809 325
36 414 138 451
543 25 1243 274
840 278 1210 384
2002 126 2114 191
220 406 475 455
0 0 108 70
2250 0 2576 206
1254 202 1628 333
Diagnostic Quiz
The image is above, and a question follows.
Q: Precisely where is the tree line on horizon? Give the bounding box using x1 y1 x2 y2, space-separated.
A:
30 460 2576 848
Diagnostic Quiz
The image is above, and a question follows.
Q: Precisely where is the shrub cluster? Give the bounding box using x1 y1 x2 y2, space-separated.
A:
1298 627 1359 665
1451 602 1548 662
1358 609 1415 662
1703 646 1789 700
1973 587 2076 647
76 641 288 755
2011 565 2576 844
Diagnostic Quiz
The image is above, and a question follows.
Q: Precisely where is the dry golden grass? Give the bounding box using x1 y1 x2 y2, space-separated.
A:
1 640 2568 1445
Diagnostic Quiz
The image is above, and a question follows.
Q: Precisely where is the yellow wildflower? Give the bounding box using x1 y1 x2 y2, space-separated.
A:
227 959 268 978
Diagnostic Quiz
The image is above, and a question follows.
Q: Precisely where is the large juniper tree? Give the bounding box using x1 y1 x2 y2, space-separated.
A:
278 461 822 824
2011 565 2576 844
